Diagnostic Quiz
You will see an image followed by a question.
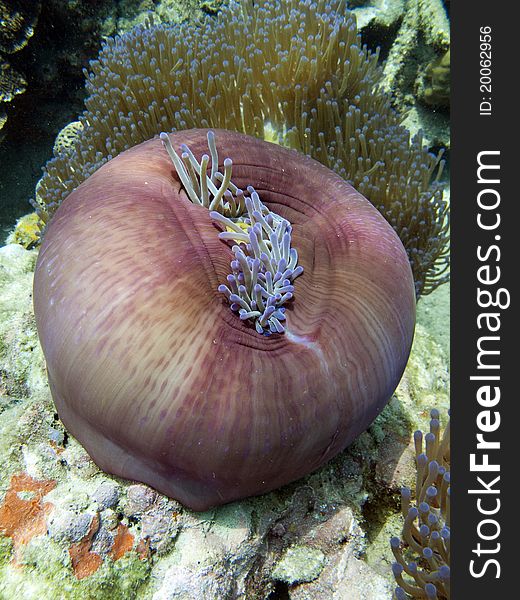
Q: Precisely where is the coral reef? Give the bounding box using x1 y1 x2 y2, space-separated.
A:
0 1 40 55
0 0 228 146
34 0 449 296
0 237 449 597
1 2 211 237
0 56 25 126
390 410 450 599
0 1 451 596
0 0 40 138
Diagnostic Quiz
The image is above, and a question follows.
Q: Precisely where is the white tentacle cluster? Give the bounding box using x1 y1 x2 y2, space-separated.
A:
160 131 303 335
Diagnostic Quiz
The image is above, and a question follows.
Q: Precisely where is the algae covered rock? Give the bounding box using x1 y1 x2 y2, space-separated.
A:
357 0 450 149
272 546 326 584
422 49 450 107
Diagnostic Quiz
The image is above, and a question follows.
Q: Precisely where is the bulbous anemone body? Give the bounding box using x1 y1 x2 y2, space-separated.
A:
34 129 416 511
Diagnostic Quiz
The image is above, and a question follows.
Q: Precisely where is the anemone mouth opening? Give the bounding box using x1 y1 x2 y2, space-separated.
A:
160 130 304 337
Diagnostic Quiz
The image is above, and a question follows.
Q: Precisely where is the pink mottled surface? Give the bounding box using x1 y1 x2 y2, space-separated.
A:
34 129 415 510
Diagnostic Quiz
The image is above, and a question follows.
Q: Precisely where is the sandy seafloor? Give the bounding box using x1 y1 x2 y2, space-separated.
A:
0 1 450 598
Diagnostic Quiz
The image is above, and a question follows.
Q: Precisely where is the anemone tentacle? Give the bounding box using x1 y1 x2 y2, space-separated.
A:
160 130 303 335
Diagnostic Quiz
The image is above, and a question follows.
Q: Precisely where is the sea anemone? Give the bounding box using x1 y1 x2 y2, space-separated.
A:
390 409 450 599
33 0 448 296
33 128 416 511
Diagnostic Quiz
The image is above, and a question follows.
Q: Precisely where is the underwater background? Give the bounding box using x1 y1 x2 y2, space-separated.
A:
0 1 449 598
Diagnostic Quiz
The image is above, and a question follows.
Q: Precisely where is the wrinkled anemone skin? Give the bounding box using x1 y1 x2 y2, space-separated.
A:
33 129 416 511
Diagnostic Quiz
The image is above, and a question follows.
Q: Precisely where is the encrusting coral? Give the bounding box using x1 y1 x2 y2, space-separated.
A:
6 212 41 249
52 120 84 156
0 1 40 55
33 0 449 296
390 409 450 599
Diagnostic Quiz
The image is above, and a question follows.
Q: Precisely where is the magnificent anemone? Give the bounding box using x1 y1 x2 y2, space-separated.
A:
391 410 451 599
33 0 449 296
33 129 416 510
